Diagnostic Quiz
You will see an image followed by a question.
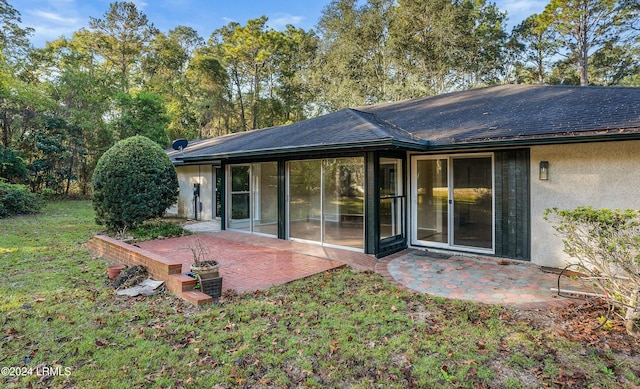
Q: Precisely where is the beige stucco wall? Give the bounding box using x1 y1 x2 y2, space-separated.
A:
530 140 640 268
166 165 215 220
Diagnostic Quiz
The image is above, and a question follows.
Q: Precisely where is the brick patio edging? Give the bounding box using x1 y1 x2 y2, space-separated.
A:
86 235 213 305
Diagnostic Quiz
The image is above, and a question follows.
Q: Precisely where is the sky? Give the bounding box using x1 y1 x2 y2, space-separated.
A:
15 0 549 48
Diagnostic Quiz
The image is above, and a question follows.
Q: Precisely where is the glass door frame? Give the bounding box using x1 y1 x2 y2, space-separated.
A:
226 163 278 237
285 158 365 252
410 153 495 255
213 166 222 219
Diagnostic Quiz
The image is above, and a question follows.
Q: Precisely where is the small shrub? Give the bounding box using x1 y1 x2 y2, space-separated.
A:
0 181 44 218
545 206 640 338
130 220 190 241
92 136 178 232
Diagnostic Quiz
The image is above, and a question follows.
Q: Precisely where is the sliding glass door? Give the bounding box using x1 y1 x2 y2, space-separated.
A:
412 155 494 253
227 162 278 236
288 158 364 250
288 160 322 242
452 157 493 249
229 165 250 231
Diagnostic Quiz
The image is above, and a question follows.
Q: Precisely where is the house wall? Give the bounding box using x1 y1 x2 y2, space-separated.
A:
167 165 214 220
530 140 640 268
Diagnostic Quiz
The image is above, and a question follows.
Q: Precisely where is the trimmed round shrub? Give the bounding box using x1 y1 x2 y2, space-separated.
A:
0 181 43 218
92 136 178 231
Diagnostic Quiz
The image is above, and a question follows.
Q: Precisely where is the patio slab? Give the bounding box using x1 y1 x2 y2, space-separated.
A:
137 230 580 309
376 250 583 309
137 231 354 293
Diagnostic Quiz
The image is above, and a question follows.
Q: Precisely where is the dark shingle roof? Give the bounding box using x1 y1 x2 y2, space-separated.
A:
171 108 423 163
171 84 640 163
360 84 640 147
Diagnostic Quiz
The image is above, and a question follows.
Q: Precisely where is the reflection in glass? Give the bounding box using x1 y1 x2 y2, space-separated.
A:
287 158 364 249
229 165 250 230
380 158 403 240
323 158 364 249
416 159 448 244
288 160 322 242
253 162 278 236
453 158 493 248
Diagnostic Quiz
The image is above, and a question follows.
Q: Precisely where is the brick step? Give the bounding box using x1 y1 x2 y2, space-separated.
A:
182 291 213 306
167 274 197 293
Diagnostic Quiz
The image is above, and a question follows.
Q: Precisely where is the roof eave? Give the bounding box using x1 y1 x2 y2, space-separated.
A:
176 138 426 164
424 130 640 151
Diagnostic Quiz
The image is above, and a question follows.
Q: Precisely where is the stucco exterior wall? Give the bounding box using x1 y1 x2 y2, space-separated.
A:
530 140 640 268
166 165 215 220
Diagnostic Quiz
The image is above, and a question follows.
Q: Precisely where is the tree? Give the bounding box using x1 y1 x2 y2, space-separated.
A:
272 25 317 123
389 0 507 94
33 34 117 194
540 0 639 85
0 1 39 149
454 0 508 88
312 0 396 111
212 17 280 131
508 14 559 85
187 46 230 138
89 1 158 92
28 116 78 195
113 91 170 147
143 27 205 140
0 0 33 64
588 41 640 84
92 135 178 231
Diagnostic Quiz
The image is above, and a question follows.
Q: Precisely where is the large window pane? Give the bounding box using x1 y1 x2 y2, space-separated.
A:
416 159 448 244
453 157 493 248
288 160 322 242
253 162 278 236
323 158 364 249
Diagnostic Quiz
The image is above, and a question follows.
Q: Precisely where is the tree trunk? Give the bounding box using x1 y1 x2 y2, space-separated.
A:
578 16 589 86
252 62 259 130
1 109 9 148
579 51 589 86
233 69 247 132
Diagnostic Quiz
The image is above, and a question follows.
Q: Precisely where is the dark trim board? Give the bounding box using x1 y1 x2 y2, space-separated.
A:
494 149 531 260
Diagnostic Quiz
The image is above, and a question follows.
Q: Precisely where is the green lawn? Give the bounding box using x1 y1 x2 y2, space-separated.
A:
1 201 638 388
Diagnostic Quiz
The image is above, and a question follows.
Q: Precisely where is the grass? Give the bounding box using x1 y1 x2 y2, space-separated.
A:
1 201 639 388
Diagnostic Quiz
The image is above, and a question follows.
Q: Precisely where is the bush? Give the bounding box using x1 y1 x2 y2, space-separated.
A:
0 146 29 183
92 136 178 232
545 206 640 338
0 181 43 218
130 220 191 241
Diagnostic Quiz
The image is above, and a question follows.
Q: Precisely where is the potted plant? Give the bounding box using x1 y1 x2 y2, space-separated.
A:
189 234 222 298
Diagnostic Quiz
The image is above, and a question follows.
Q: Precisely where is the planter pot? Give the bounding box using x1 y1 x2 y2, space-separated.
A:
200 276 223 299
190 260 220 279
108 264 126 279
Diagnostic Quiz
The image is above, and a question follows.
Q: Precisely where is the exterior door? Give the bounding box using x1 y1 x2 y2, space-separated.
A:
412 155 494 253
287 158 364 250
227 163 278 236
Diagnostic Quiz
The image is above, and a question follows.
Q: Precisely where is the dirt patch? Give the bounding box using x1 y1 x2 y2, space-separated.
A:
514 300 639 356
111 265 148 289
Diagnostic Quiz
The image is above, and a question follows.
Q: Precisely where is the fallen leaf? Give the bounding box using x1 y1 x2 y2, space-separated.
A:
95 339 108 348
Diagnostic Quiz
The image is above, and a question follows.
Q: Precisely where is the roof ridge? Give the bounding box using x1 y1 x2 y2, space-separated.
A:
348 108 425 143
